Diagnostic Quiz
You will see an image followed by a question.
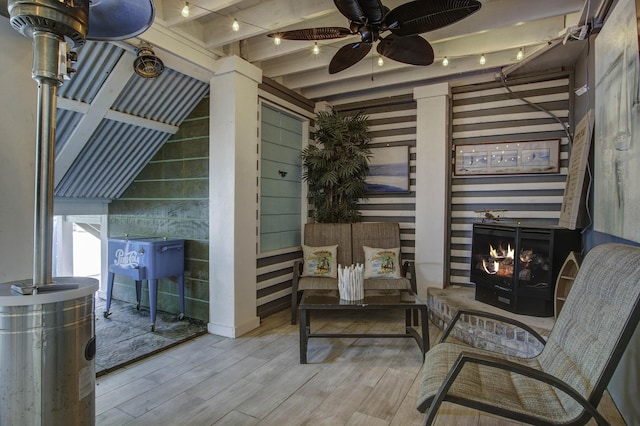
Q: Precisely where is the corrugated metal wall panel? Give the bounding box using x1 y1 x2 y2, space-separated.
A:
111 69 209 126
54 39 209 201
58 41 124 103
449 74 572 285
55 120 168 199
54 109 84 155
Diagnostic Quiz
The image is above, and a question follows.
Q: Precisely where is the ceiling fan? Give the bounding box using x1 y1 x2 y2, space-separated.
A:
268 0 481 74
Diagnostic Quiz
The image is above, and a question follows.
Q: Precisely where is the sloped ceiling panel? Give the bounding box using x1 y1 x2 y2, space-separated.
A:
53 41 209 201
112 68 209 126
55 120 169 199
55 109 84 155
58 42 125 103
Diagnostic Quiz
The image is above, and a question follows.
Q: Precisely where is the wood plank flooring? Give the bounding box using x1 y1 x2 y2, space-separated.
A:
95 309 626 426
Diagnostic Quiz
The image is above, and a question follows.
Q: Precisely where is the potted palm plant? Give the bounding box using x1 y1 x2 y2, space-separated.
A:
302 109 371 223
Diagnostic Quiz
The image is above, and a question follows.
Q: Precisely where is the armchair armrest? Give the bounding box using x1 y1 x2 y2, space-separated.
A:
402 260 417 293
291 259 304 324
440 309 546 346
423 351 609 426
292 259 303 285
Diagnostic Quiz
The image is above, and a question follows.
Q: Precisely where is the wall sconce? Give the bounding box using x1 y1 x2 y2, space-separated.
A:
134 43 165 78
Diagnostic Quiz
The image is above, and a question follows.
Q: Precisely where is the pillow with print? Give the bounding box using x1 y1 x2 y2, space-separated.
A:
363 246 402 279
302 245 338 278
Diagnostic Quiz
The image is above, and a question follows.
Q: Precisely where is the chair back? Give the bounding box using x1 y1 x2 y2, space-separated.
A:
304 223 352 266
539 243 640 418
352 222 401 265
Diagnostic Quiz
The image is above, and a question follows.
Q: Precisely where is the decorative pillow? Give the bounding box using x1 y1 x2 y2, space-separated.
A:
363 246 402 279
302 245 338 278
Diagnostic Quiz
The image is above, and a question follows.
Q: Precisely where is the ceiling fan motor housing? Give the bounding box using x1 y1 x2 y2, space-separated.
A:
359 26 379 43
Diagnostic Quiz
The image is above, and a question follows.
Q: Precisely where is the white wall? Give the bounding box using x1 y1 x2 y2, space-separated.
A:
0 19 37 283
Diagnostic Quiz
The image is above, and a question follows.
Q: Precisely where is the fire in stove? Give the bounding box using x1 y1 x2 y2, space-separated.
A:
480 242 514 276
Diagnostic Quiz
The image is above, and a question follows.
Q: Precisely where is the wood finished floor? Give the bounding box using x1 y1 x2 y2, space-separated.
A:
95 309 626 426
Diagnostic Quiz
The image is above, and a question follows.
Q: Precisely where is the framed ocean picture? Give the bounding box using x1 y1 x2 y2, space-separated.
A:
365 145 410 193
454 139 560 176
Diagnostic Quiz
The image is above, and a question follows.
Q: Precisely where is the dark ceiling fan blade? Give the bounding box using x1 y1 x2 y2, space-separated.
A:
329 42 372 74
385 0 481 37
334 0 386 24
86 0 155 41
268 27 352 41
377 34 434 66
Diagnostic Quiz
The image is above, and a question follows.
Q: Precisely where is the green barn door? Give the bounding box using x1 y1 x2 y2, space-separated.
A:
260 104 303 252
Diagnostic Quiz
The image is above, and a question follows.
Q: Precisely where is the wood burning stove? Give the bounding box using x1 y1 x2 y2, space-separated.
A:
471 223 581 317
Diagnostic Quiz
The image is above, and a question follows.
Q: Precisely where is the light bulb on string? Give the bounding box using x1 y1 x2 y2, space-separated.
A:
181 2 190 18
516 48 524 61
232 19 240 32
442 56 449 66
273 36 282 46
479 54 486 65
377 56 384 67
312 42 320 55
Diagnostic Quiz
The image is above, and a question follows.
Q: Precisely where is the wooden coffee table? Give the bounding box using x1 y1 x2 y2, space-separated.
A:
298 289 429 364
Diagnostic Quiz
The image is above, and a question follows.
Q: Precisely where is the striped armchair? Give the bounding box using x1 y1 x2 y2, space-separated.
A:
417 243 640 425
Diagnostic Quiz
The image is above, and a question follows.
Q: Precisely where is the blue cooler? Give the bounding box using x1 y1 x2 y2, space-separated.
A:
105 237 185 331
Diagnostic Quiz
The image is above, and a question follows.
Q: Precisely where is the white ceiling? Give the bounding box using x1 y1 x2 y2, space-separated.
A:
0 0 606 201
144 0 593 99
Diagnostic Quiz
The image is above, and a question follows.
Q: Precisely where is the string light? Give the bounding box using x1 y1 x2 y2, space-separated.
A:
232 18 240 32
377 56 384 67
312 42 319 55
273 35 282 46
442 56 449 66
516 48 524 61
479 53 486 65
181 1 190 18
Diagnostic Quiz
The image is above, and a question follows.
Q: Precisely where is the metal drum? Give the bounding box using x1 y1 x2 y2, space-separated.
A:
0 277 98 426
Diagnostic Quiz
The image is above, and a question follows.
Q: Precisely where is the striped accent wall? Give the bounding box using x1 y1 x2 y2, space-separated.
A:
256 91 418 316
256 78 315 317
334 94 418 263
449 74 573 286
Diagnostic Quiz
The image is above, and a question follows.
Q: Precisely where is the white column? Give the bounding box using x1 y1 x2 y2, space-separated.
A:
208 56 262 337
413 83 450 297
